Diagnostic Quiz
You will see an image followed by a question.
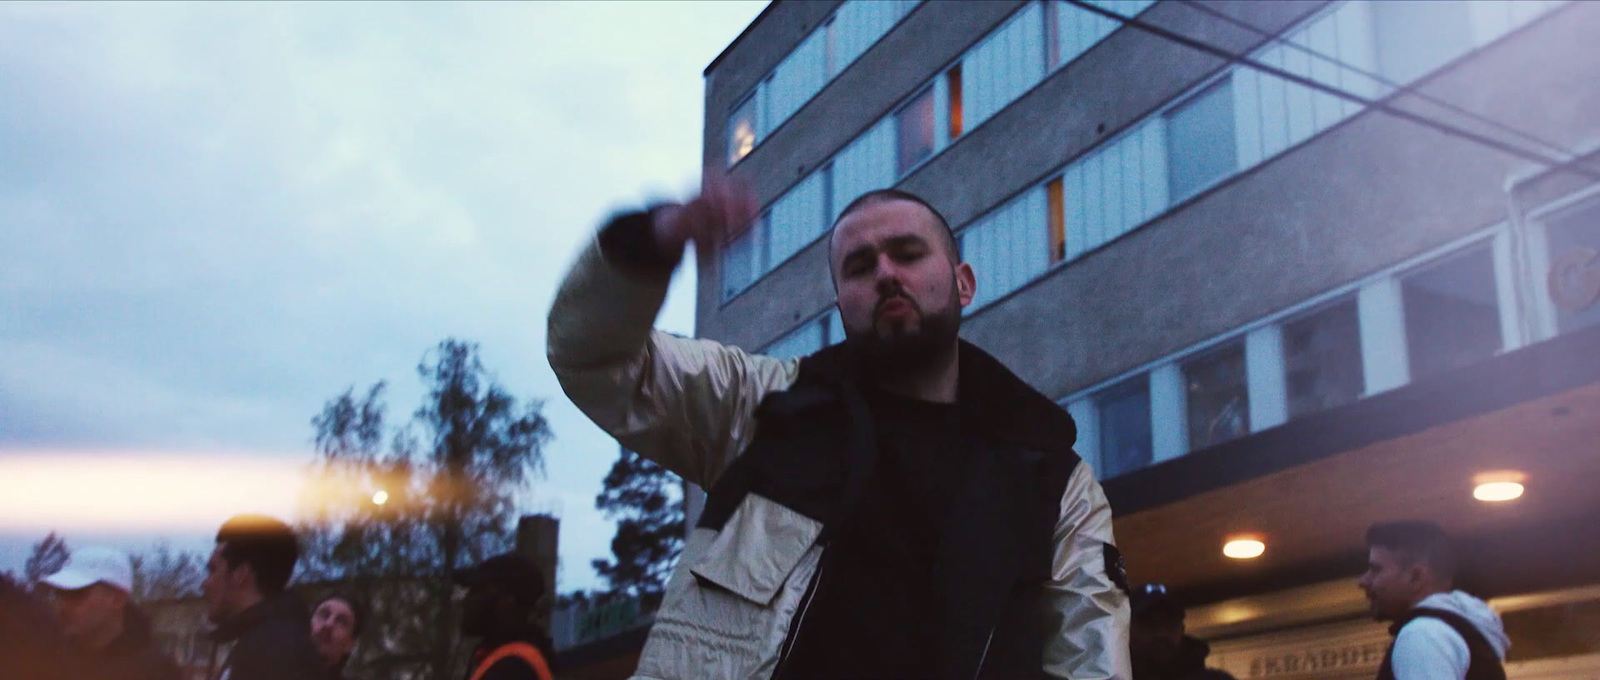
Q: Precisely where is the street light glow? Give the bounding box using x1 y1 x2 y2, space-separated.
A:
1473 482 1524 502
1223 536 1266 560
372 490 389 506
1472 471 1526 502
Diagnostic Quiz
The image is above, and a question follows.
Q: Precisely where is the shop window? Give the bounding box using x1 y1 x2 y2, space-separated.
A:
1096 375 1152 478
1402 244 1501 382
1166 77 1238 201
1283 297 1365 420
1545 200 1600 335
896 86 936 176
1185 340 1249 450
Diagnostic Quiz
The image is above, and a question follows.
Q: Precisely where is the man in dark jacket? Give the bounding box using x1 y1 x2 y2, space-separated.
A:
0 573 72 680
456 553 554 680
201 514 322 680
550 183 1129 678
1130 583 1234 680
42 545 180 680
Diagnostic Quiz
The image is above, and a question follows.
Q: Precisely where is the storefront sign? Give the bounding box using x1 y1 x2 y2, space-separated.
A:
1245 642 1388 678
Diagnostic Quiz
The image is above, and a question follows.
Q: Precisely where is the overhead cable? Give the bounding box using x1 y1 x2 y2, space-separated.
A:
1060 0 1600 181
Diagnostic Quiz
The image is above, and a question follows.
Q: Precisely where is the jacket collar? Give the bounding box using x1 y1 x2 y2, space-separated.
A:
802 339 1078 457
208 590 308 643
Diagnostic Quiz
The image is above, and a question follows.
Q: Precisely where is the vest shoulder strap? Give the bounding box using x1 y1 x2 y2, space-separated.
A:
1386 607 1507 680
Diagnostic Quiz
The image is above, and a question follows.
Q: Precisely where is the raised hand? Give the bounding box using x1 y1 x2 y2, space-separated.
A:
650 174 759 261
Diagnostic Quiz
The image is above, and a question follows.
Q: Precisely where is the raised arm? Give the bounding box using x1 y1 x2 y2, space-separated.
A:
547 182 798 488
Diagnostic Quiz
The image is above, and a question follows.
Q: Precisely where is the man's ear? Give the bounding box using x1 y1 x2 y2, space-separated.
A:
233 562 259 594
1406 561 1430 590
955 262 976 307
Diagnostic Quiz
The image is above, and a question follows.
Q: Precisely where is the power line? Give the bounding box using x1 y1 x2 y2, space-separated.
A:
1176 0 1577 163
1060 0 1600 181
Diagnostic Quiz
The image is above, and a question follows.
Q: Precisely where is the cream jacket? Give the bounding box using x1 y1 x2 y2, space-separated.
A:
549 237 1131 680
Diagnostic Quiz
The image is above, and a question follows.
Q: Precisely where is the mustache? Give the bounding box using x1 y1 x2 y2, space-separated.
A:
873 291 922 319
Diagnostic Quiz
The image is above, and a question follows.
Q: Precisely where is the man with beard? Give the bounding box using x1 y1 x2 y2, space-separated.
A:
1359 522 1508 680
548 182 1130 679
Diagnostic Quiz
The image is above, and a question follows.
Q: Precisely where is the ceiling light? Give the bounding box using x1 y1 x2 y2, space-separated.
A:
1223 535 1265 560
1472 471 1526 503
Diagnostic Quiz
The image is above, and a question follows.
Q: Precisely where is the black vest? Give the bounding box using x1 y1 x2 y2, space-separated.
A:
697 341 1083 679
1376 608 1505 680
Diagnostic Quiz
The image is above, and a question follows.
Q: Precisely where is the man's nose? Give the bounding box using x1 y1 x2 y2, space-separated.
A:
873 254 903 291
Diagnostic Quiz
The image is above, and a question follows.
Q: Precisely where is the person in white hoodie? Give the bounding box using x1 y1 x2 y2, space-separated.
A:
1358 521 1510 680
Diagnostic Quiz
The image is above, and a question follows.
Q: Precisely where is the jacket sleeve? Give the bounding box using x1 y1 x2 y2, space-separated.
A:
547 229 798 489
1391 619 1470 680
1041 462 1132 680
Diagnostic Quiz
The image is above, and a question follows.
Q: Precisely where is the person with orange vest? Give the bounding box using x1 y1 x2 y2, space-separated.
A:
455 553 555 680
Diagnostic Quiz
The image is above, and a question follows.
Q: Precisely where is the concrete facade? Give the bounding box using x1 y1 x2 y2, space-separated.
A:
699 0 1600 401
681 2 1600 667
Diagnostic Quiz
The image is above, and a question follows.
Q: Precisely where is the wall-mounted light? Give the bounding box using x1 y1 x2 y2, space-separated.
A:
1473 471 1526 503
1223 534 1266 560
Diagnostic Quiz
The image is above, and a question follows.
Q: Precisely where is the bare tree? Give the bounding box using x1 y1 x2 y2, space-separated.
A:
129 542 205 602
22 532 70 590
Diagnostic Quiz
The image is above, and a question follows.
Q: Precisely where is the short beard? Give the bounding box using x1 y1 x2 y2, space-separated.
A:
848 288 961 381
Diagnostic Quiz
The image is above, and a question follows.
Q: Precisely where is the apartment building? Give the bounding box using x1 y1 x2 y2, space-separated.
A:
692 1 1600 678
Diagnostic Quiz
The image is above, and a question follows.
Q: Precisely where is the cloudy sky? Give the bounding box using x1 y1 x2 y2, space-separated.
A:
0 1 765 593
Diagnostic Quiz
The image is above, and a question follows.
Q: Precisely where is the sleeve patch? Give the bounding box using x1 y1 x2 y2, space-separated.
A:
1103 543 1130 595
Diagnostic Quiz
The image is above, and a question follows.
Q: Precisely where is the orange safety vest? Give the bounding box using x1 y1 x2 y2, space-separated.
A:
467 641 553 680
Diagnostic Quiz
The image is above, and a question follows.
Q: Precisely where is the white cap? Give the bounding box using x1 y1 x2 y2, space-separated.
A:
41 546 134 594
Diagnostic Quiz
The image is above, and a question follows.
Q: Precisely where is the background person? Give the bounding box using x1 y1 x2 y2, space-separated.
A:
201 514 322 680
1129 583 1233 680
455 552 554 680
0 572 72 680
41 545 181 680
1360 521 1509 680
310 592 366 680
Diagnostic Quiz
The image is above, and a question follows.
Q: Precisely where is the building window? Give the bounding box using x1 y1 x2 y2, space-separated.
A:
824 17 838 78
1402 243 1502 382
1166 77 1238 201
1184 340 1249 450
1283 297 1364 420
896 86 936 176
946 65 964 139
1372 0 1474 86
1044 0 1061 70
1545 199 1600 335
1047 176 1066 263
1095 375 1152 478
722 230 756 302
728 91 759 166
821 162 835 226
825 309 845 346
